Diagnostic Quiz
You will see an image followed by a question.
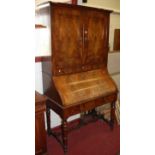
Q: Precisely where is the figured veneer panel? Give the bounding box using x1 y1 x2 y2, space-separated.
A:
52 5 83 75
84 11 109 67
53 69 117 106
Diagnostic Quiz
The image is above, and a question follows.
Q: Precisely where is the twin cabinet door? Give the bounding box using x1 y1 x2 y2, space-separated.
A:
52 5 110 75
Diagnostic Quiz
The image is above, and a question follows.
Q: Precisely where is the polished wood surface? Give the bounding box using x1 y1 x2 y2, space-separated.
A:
52 4 83 75
51 3 111 76
53 69 117 106
35 91 47 155
37 2 117 154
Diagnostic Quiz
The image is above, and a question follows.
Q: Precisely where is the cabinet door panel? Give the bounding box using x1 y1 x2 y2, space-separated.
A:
84 10 109 69
52 6 83 75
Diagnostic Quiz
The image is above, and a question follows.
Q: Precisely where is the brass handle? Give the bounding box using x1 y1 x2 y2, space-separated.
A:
83 26 85 42
83 27 88 42
84 30 88 34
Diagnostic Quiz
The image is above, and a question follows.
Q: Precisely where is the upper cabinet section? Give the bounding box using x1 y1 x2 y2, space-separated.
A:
50 3 111 75
37 3 111 75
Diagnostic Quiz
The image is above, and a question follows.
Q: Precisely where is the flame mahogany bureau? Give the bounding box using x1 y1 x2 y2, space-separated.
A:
37 2 118 154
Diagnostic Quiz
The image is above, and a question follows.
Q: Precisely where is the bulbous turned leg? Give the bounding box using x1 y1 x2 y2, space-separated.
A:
110 101 116 130
62 119 68 154
46 102 51 135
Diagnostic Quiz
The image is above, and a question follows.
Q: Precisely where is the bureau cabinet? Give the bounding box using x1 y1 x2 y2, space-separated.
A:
37 3 117 153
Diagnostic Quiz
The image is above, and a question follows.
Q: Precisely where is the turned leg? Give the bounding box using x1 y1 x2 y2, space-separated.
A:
62 119 68 154
110 101 116 130
46 102 51 135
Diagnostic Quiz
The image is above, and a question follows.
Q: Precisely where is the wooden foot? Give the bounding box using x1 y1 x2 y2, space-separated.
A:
62 119 68 154
46 101 51 135
110 101 116 130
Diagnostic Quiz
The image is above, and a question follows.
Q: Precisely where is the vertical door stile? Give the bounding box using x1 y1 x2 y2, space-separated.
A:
82 23 85 65
82 9 88 67
81 8 85 67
